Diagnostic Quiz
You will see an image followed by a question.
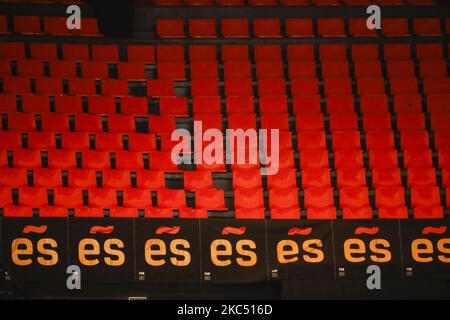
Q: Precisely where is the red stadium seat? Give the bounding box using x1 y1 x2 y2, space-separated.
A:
234 188 265 212
357 78 385 95
334 149 364 169
369 150 399 169
372 168 402 188
62 44 89 61
3 77 31 94
101 170 131 189
332 131 361 150
190 61 219 79
27 132 55 150
414 18 441 36
407 167 437 187
375 187 408 219
253 19 281 38
189 45 217 62
14 16 42 34
67 169 97 188
109 207 139 218
337 168 366 188
81 150 111 169
18 187 48 207
326 95 354 113
254 44 281 61
88 96 116 114
288 61 316 79
365 131 395 150
411 187 444 219
193 96 221 115
61 132 90 150
16 60 44 77
191 79 219 96
329 113 358 132
221 19 249 38
382 19 410 37
33 168 62 188
317 18 345 37
269 188 300 216
287 44 314 61
397 113 425 131
296 114 324 131
384 44 411 61
74 114 103 133
432 114 450 132
54 96 83 114
69 78 97 95
423 78 450 95
82 61 109 78
436 132 450 151
0 94 17 112
95 133 123 151
304 187 336 219
22 95 50 113
0 42 25 59
157 189 186 209
340 187 371 217
41 113 70 132
73 207 104 218
0 168 28 187
2 206 33 218
302 168 331 188
324 79 352 95
291 78 319 95
393 94 422 113
233 168 262 189
6 113 36 131
136 170 165 190
189 19 217 38
54 188 84 207
184 171 213 191
0 131 22 149
420 60 448 78
123 189 152 208
299 149 329 169
114 151 144 170
292 96 321 114
47 150 77 169
221 44 249 61
351 44 379 61
92 45 119 62
363 114 392 132
319 44 346 61
391 77 418 95
400 130 429 150
403 149 433 169
260 114 290 131
360 95 388 114
354 61 383 79
387 60 415 78
89 188 118 208
286 18 313 38
196 188 227 210
226 96 253 114
157 19 185 38
349 18 378 37
416 43 443 60
127 45 155 63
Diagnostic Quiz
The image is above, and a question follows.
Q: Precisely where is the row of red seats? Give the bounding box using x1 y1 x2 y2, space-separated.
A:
1 58 447 81
0 186 447 219
151 0 436 6
1 145 447 171
0 15 101 36
0 165 448 189
156 17 449 38
1 42 448 63
0 113 176 132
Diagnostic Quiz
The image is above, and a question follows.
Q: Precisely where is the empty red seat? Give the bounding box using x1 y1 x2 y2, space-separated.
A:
14 16 42 34
400 130 429 150
2 77 31 94
136 170 165 190
67 169 97 188
41 113 70 132
332 131 361 150
73 114 103 133
22 94 50 113
369 150 399 169
403 149 433 169
27 132 55 150
94 133 122 151
157 61 186 80
109 207 139 218
411 187 443 219
296 114 324 131
107 114 136 133
232 168 262 189
365 131 395 150
416 43 443 60
288 61 316 79
334 149 364 169
269 188 300 218
340 187 371 218
157 19 185 38
127 45 155 63
123 189 152 208
382 19 410 37
393 94 422 113
351 44 379 61
304 187 336 219
319 44 346 61
191 79 219 96
89 188 118 208
0 94 16 112
82 61 109 78
196 188 227 210
221 44 249 61
407 167 437 187
349 18 378 37
337 168 366 188
18 187 48 207
189 19 217 38
60 132 90 150
354 61 383 79
317 18 345 37
29 42 58 60
414 18 441 36
0 42 25 60
4 112 35 131
387 60 415 78
326 96 354 114
221 18 249 38
69 78 97 95
62 44 89 61
2 206 34 218
299 149 329 169
114 151 144 170
0 187 12 207
193 96 221 115
54 187 84 207
53 96 83 114
357 78 385 95
442 169 449 188
157 189 186 209
397 113 425 131
183 171 213 191
420 60 448 78
0 168 28 187
302 168 331 188
260 114 290 131
423 78 450 95
360 95 388 114
324 78 352 95
0 15 9 34
223 61 251 79
16 60 44 77
329 113 358 132
436 132 450 151
234 187 264 212
253 19 281 38
33 168 62 188
375 187 408 219
372 168 402 188
0 131 22 149
258 79 286 96
100 170 131 189
296 132 325 151
254 44 281 61
391 77 418 95
47 150 77 169
292 95 321 114
286 18 313 38
363 114 392 132
92 45 119 62
287 44 315 61
120 96 148 115
102 79 129 96
384 44 411 61
291 78 320 95
190 61 218 79
322 61 350 79
81 150 111 169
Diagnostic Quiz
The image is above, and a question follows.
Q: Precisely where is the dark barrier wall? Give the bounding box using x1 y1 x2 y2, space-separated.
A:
90 0 134 38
